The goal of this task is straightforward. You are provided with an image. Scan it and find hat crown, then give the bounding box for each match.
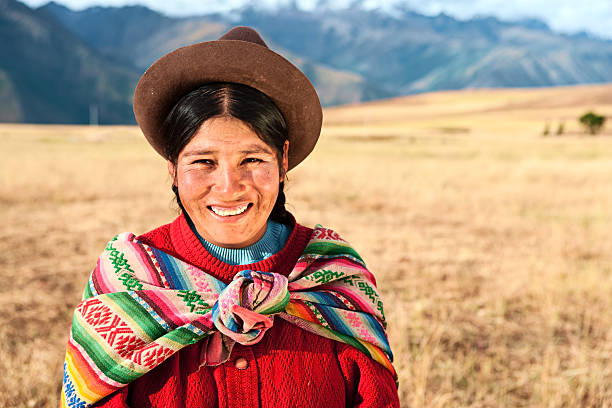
[219,26,268,48]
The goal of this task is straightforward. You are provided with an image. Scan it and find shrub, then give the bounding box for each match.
[556,122,564,135]
[579,112,606,135]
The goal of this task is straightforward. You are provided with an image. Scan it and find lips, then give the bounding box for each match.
[208,203,252,217]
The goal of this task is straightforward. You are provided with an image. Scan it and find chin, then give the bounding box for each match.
[199,222,265,249]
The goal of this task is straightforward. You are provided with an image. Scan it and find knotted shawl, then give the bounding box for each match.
[61,226,396,408]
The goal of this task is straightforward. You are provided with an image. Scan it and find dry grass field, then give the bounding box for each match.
[1,84,611,407]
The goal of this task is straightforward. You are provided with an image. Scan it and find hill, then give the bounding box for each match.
[324,83,612,138]
[0,0,137,124]
[2,0,612,124]
[39,2,612,100]
[39,2,389,106]
[235,6,612,94]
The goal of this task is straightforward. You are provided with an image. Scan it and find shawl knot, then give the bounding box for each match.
[212,270,289,345]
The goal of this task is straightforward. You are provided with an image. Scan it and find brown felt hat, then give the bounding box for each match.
[133,26,322,170]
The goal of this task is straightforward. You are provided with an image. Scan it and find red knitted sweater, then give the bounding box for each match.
[92,214,399,408]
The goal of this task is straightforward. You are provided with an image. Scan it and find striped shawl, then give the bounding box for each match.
[61,225,396,408]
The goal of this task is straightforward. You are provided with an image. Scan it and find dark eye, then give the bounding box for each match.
[242,157,263,164]
[192,158,214,165]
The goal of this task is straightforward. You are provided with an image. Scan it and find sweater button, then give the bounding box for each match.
[234,357,248,370]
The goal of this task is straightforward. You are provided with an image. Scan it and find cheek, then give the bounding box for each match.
[252,166,280,196]
[178,171,212,199]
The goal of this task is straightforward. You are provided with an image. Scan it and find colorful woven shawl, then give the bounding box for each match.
[61,226,396,408]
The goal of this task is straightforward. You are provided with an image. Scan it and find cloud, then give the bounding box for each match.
[403,0,612,39]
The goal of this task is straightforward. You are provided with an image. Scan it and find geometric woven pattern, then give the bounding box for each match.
[60,226,396,408]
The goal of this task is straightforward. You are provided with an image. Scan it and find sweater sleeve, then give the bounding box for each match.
[91,387,129,407]
[337,342,400,408]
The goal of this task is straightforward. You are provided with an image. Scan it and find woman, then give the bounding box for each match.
[61,26,399,408]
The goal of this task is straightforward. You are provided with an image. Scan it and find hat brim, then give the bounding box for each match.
[133,39,322,170]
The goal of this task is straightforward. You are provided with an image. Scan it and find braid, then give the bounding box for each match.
[269,181,292,225]
[172,184,185,214]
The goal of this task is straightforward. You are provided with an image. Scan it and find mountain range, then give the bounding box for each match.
[1,0,612,124]
[0,0,137,123]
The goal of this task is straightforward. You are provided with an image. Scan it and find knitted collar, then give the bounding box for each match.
[186,215,292,266]
[169,212,312,283]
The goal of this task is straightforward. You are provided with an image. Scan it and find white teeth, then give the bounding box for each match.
[210,204,249,217]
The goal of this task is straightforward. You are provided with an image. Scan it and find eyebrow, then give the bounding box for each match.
[182,144,275,157]
[240,145,275,155]
[182,150,214,157]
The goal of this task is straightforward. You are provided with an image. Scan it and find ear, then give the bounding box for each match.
[280,140,289,181]
[167,160,177,186]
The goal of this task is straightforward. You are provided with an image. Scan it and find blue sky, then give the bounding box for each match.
[21,0,612,40]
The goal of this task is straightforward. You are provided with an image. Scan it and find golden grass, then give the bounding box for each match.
[1,84,611,407]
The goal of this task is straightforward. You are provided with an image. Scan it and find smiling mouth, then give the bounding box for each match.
[208,203,252,217]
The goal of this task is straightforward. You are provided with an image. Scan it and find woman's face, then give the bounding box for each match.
[169,116,289,248]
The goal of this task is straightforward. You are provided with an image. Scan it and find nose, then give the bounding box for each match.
[212,165,244,196]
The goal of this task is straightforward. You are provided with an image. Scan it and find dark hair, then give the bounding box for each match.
[162,82,291,225]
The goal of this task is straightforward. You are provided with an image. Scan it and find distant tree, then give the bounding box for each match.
[542,122,550,136]
[556,122,564,135]
[579,111,606,135]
